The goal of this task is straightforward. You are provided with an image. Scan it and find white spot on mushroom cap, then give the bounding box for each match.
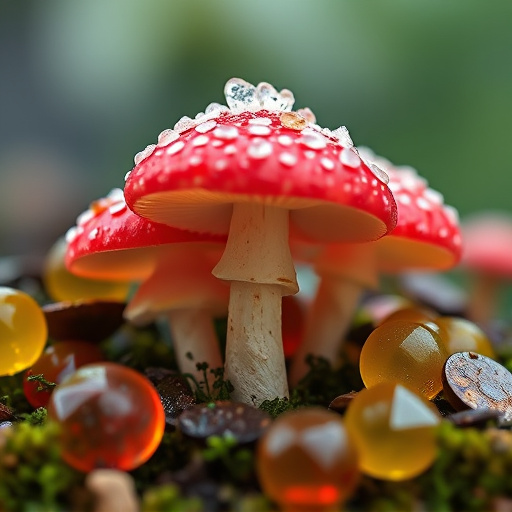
[299,132,327,150]
[195,120,217,134]
[109,202,126,216]
[213,125,239,140]
[277,135,293,147]
[134,144,156,165]
[320,157,335,171]
[224,145,237,155]
[124,170,131,182]
[88,227,99,240]
[332,126,353,148]
[296,107,316,124]
[77,209,94,226]
[340,148,360,168]
[279,152,297,167]
[193,135,209,147]
[247,138,273,159]
[424,188,444,205]
[248,125,272,136]
[189,155,203,167]
[205,102,230,115]
[445,205,460,225]
[174,116,196,133]
[248,117,272,126]
[65,226,79,244]
[157,129,179,147]
[416,196,432,210]
[166,141,185,155]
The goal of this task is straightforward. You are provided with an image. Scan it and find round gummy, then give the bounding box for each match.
[47,362,165,472]
[344,382,440,481]
[24,340,104,408]
[257,408,360,512]
[360,320,448,399]
[0,287,47,376]
[43,237,130,303]
[434,316,496,359]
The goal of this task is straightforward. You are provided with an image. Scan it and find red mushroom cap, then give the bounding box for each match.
[65,188,225,280]
[461,212,512,277]
[359,148,462,272]
[124,78,397,244]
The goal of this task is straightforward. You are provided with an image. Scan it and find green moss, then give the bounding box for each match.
[141,483,203,512]
[0,422,83,512]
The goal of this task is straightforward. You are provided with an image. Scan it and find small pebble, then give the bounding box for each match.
[443,352,512,420]
[86,469,139,512]
[178,401,271,443]
[156,375,196,427]
[328,391,359,414]
[43,300,126,342]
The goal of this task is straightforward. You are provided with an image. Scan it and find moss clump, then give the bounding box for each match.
[141,483,204,512]
[0,422,83,512]
[347,421,512,511]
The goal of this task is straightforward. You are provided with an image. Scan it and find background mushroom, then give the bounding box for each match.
[65,188,228,386]
[290,149,462,385]
[124,78,397,405]
[460,212,512,327]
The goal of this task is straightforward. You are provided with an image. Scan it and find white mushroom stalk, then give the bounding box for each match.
[124,245,228,389]
[290,244,378,386]
[212,203,297,405]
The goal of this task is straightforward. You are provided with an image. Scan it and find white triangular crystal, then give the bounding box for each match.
[297,107,316,123]
[389,385,440,431]
[279,89,295,111]
[157,129,179,147]
[174,116,196,133]
[369,163,389,184]
[266,424,297,456]
[256,82,291,111]
[332,126,353,148]
[224,78,259,112]
[205,102,229,115]
[300,421,347,470]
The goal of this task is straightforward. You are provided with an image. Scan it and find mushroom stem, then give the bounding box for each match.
[289,277,364,387]
[467,274,500,327]
[225,282,287,405]
[213,203,298,405]
[165,308,223,390]
[289,242,378,386]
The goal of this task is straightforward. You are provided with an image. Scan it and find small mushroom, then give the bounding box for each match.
[65,188,229,385]
[290,149,462,385]
[460,212,512,327]
[124,78,397,405]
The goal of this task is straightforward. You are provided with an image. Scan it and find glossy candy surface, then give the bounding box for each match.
[380,306,437,326]
[360,320,448,399]
[434,316,496,358]
[257,408,360,512]
[0,287,47,376]
[44,238,130,303]
[47,362,165,472]
[23,341,104,408]
[345,382,440,480]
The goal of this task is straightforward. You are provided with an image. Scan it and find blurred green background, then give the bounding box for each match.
[1,0,512,257]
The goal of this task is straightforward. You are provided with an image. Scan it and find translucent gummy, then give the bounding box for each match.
[174,116,196,133]
[224,78,259,112]
[157,129,179,147]
[332,126,354,148]
[256,82,292,111]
